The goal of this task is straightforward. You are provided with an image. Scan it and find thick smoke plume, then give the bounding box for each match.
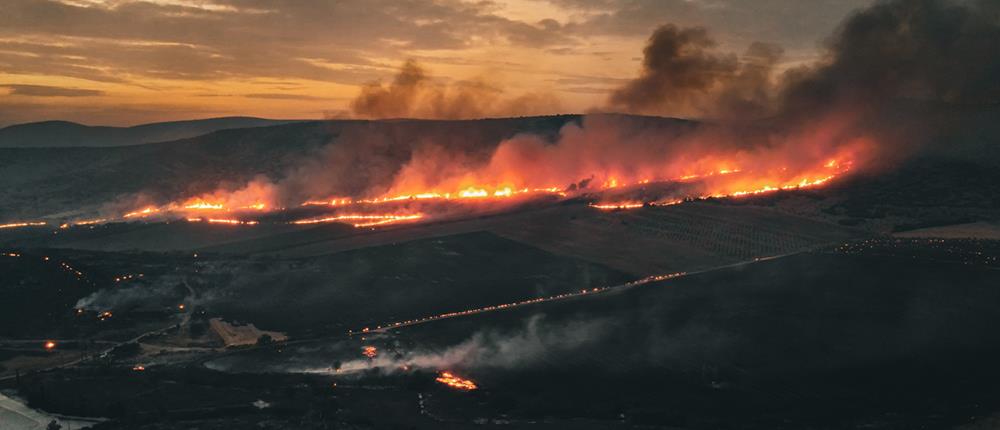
[610,0,999,126]
[351,60,562,119]
[608,25,784,120]
[781,0,1000,115]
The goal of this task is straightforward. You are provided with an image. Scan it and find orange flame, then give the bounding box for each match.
[362,346,377,359]
[186,217,259,225]
[123,207,160,218]
[436,371,477,390]
[291,213,424,228]
[0,221,47,229]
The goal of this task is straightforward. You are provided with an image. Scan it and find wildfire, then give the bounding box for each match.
[589,202,644,210]
[60,218,108,229]
[186,217,259,225]
[123,207,160,218]
[589,199,685,210]
[345,186,565,206]
[362,346,377,359]
[98,311,113,320]
[587,159,853,210]
[98,138,859,228]
[184,201,225,210]
[292,213,424,228]
[44,341,56,350]
[436,371,477,391]
[0,221,47,229]
[302,197,352,207]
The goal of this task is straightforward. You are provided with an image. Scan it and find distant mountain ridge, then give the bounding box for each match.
[0,117,307,148]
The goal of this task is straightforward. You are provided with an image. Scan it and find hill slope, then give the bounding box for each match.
[0,117,305,148]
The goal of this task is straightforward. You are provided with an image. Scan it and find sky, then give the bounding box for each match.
[0,0,874,127]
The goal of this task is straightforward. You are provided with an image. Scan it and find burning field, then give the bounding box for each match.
[1,113,866,237]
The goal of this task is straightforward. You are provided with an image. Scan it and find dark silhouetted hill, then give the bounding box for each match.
[0,117,306,148]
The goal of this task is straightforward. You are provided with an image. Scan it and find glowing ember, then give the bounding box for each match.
[362,346,377,359]
[589,202,644,210]
[436,371,477,390]
[178,304,185,310]
[132,365,146,371]
[98,311,113,320]
[589,199,683,211]
[44,341,56,350]
[0,221,47,229]
[113,274,143,282]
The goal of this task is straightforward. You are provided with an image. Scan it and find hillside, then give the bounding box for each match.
[0,117,305,148]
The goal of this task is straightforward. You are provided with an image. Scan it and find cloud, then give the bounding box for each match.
[2,84,104,97]
[0,0,571,86]
[243,93,331,101]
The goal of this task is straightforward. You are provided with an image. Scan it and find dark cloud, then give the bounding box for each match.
[549,0,873,51]
[607,24,779,119]
[780,0,1000,117]
[609,0,1000,123]
[2,84,104,97]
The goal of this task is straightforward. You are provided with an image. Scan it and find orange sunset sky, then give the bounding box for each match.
[0,0,872,126]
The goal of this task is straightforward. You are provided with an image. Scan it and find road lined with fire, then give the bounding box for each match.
[348,245,830,336]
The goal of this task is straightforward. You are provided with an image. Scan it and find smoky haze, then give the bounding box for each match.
[351,60,562,120]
